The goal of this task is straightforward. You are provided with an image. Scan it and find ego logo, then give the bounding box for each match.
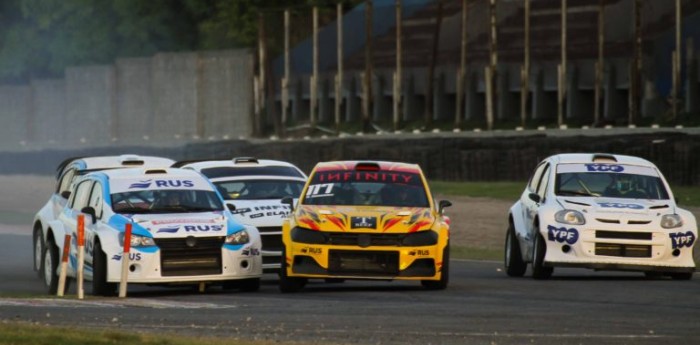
[184,225,224,232]
[669,232,696,249]
[547,225,579,244]
[585,164,624,173]
[155,180,194,188]
[111,253,142,261]
[598,203,644,210]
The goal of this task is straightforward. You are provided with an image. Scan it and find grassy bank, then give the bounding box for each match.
[0,322,278,345]
[431,181,700,207]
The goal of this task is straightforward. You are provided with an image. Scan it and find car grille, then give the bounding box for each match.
[258,227,283,252]
[595,230,652,240]
[328,250,399,276]
[155,237,224,276]
[327,233,404,247]
[594,243,652,258]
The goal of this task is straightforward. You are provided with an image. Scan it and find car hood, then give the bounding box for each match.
[124,212,233,238]
[557,197,675,217]
[226,199,293,227]
[294,205,435,233]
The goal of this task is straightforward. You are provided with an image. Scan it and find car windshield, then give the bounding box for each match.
[302,170,429,207]
[555,172,669,200]
[214,180,304,200]
[111,189,224,214]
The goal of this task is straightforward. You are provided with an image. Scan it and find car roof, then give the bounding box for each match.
[181,157,301,170]
[97,167,203,180]
[548,153,655,167]
[60,154,174,173]
[312,160,423,174]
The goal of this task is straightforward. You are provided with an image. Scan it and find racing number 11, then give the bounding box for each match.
[307,183,334,197]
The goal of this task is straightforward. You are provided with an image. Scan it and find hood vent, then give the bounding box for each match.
[649,205,669,210]
[565,199,591,207]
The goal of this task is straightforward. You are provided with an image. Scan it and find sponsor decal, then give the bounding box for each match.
[157,226,180,233]
[409,249,430,256]
[184,225,224,232]
[152,219,217,225]
[305,183,335,198]
[669,231,696,249]
[111,253,142,261]
[597,202,645,210]
[300,247,322,255]
[241,248,261,256]
[316,171,416,184]
[232,205,291,219]
[129,180,152,189]
[547,225,579,245]
[351,216,377,229]
[154,180,194,188]
[585,164,624,173]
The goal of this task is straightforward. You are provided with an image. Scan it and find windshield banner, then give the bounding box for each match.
[312,171,423,186]
[556,164,659,177]
[111,178,213,193]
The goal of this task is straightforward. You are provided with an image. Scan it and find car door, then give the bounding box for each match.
[52,168,77,218]
[520,162,550,260]
[62,179,94,272]
[83,181,104,275]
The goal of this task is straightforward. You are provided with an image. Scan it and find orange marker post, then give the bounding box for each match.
[77,214,85,299]
[57,234,71,297]
[119,223,132,298]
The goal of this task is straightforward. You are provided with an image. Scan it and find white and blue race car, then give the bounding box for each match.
[40,167,262,295]
[33,155,175,277]
[505,153,696,280]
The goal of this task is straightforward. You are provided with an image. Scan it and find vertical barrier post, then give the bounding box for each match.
[393,0,403,132]
[282,9,290,137]
[594,0,605,125]
[520,0,530,128]
[57,234,71,297]
[311,6,319,129]
[119,223,132,298]
[77,214,85,299]
[335,3,344,135]
[455,0,468,129]
[558,0,567,127]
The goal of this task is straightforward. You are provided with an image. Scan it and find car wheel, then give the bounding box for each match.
[92,241,116,296]
[422,243,449,290]
[504,223,527,277]
[33,226,45,277]
[670,272,693,281]
[532,234,553,280]
[324,278,345,283]
[278,249,306,293]
[43,237,59,295]
[644,271,663,279]
[239,278,261,292]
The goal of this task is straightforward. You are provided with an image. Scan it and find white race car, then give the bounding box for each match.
[179,157,307,272]
[33,155,175,277]
[505,153,696,280]
[40,167,262,295]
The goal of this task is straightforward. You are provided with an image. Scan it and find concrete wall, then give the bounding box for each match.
[0,49,254,150]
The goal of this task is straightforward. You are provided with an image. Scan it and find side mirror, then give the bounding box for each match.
[226,203,236,212]
[61,190,72,199]
[528,193,541,203]
[281,196,294,210]
[81,206,97,224]
[438,200,452,214]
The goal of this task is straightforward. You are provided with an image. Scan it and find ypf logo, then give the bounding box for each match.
[669,232,696,249]
[598,202,645,210]
[547,225,579,245]
[585,164,624,173]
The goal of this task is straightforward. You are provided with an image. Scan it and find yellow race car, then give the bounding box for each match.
[279,161,452,292]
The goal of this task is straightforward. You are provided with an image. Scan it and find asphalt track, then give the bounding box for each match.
[1,231,698,345]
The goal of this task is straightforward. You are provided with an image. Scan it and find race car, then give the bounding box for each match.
[505,153,696,280]
[33,155,175,277]
[279,160,452,292]
[40,167,262,295]
[178,157,307,272]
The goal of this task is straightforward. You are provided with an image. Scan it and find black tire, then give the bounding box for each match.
[532,234,553,280]
[92,241,116,296]
[42,237,59,295]
[239,278,261,292]
[422,243,449,290]
[670,272,693,281]
[278,249,306,293]
[644,271,663,279]
[324,278,345,283]
[33,226,45,277]
[504,223,527,277]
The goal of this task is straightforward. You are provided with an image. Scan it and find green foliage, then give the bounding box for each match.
[430,181,524,200]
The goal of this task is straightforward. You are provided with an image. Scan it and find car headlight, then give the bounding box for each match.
[554,210,586,225]
[661,214,683,229]
[226,230,250,244]
[120,233,155,247]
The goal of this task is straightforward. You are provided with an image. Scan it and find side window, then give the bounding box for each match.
[536,164,551,198]
[70,181,94,211]
[528,163,547,192]
[57,169,77,195]
[87,182,104,219]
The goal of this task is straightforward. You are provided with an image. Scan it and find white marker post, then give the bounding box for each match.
[57,234,71,297]
[77,214,85,299]
[119,223,132,298]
